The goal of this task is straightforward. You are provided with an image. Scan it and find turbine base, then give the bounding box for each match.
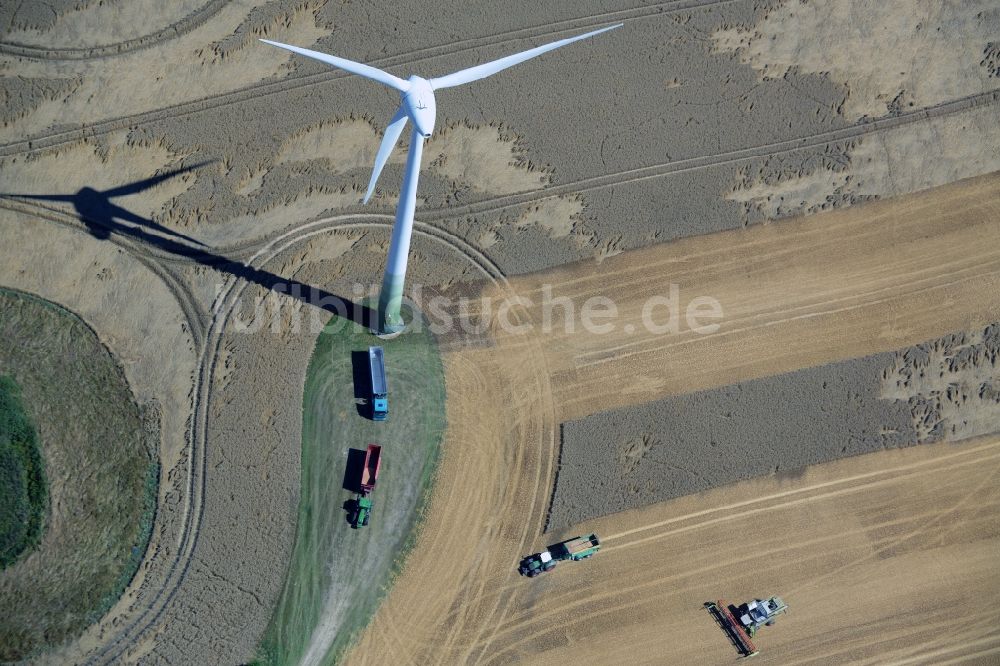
[376,271,406,335]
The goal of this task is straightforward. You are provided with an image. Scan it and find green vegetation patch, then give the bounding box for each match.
[0,375,47,567]
[0,289,158,662]
[257,309,446,665]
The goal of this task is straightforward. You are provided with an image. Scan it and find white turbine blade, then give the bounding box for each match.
[364,107,408,204]
[428,23,622,90]
[259,39,409,92]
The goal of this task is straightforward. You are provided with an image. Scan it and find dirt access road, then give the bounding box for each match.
[346,173,1000,664]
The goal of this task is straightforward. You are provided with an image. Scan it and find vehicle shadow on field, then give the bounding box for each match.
[342,447,368,493]
[1,163,375,328]
[351,351,372,419]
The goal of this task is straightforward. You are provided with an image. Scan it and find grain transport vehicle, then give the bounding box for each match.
[518,533,600,577]
[350,496,373,529]
[359,444,382,495]
[350,444,381,529]
[369,346,388,420]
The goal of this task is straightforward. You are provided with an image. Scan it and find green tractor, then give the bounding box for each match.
[350,496,373,529]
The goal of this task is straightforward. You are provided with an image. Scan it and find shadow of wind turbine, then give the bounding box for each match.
[1,162,210,246]
[1,162,375,329]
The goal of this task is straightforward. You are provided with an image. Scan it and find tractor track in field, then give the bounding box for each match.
[5,87,995,274]
[3,84,994,666]
[475,439,1000,662]
[0,0,732,157]
[0,1,229,61]
[0,198,207,348]
[42,204,528,663]
[413,88,1000,222]
[0,196,215,664]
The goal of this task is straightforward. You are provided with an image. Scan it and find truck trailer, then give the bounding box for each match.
[359,444,381,494]
[368,346,388,421]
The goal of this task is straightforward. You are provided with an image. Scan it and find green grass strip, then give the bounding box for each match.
[257,311,446,665]
[0,374,47,568]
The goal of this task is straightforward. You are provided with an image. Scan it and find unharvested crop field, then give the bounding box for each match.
[0,0,998,663]
[552,322,1000,528]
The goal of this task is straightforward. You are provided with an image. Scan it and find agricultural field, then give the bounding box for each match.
[0,374,46,569]
[0,289,156,662]
[258,311,444,665]
[0,0,998,664]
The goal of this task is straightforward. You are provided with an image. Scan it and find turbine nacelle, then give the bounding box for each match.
[403,76,436,138]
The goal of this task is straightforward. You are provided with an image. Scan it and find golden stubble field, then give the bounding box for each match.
[3,0,1000,662]
[347,173,1000,665]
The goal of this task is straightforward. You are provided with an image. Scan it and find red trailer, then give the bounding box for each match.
[359,444,382,495]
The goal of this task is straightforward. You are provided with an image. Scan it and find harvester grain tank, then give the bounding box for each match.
[518,534,600,577]
[369,346,388,421]
[350,444,381,529]
[737,596,787,637]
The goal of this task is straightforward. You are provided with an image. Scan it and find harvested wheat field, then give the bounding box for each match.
[1,0,998,664]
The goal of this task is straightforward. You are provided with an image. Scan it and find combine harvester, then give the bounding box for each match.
[705,596,788,658]
[350,444,382,529]
[518,534,600,577]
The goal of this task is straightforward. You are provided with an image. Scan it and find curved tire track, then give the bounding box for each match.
[82,212,527,664]
[2,83,994,663]
[483,440,1000,661]
[0,0,730,156]
[0,1,228,61]
[0,198,207,349]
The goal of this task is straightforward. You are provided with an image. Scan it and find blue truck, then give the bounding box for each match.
[369,346,388,421]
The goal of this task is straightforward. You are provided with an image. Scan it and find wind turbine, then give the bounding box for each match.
[261,24,621,334]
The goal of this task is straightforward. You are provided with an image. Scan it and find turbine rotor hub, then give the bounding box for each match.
[403,76,436,138]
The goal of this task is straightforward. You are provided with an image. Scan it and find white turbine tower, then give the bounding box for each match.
[261,24,621,334]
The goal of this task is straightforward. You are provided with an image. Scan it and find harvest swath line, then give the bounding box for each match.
[601,438,1000,545]
[482,441,1000,660]
[784,458,1000,598]
[569,246,1000,369]
[454,320,559,665]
